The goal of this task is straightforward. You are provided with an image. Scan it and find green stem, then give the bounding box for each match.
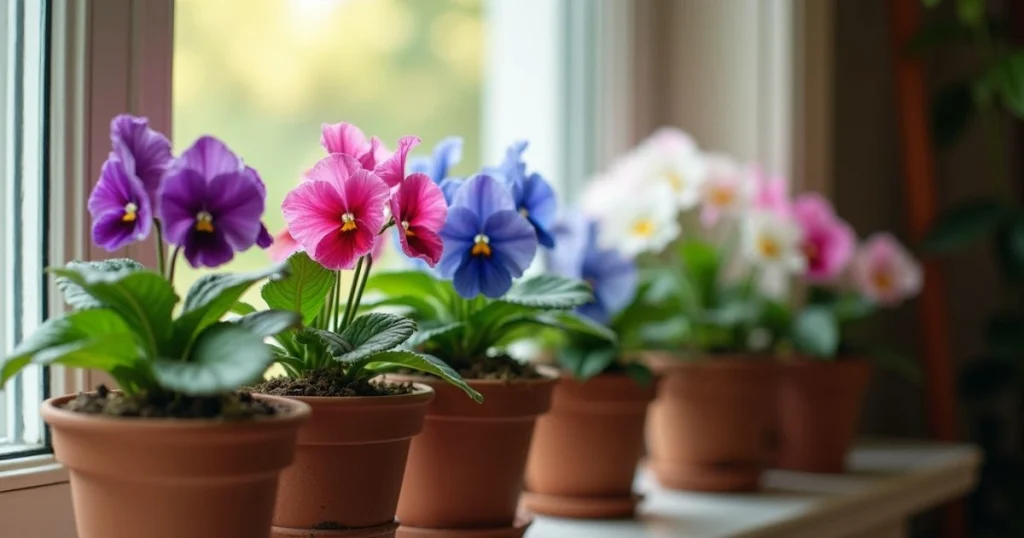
[332,270,343,332]
[153,220,167,277]
[350,255,373,322]
[340,257,365,330]
[166,246,182,288]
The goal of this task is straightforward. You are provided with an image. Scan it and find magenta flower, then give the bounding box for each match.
[109,114,172,208]
[792,194,855,282]
[88,156,153,251]
[282,153,390,270]
[373,135,420,188]
[752,167,791,215]
[159,137,267,268]
[320,122,389,170]
[391,172,447,267]
[851,233,923,306]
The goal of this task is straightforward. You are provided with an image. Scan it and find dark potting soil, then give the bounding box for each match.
[251,369,415,397]
[62,385,277,419]
[455,355,543,381]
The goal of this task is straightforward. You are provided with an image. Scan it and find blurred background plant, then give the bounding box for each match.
[917,0,1024,535]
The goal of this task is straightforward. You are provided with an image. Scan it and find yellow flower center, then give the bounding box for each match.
[519,207,529,218]
[632,218,656,238]
[471,233,492,257]
[708,186,735,207]
[666,171,685,192]
[122,202,138,223]
[402,220,415,237]
[871,269,894,293]
[757,235,781,259]
[340,212,357,232]
[195,211,214,233]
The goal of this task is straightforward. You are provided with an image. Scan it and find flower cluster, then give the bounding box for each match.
[88,115,272,269]
[581,128,923,307]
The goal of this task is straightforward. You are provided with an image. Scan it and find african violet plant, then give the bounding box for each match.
[579,128,923,373]
[363,141,610,377]
[0,115,300,412]
[255,123,480,400]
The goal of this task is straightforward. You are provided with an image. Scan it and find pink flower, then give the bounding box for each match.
[391,173,447,266]
[699,154,750,227]
[851,233,923,306]
[320,122,390,170]
[752,167,790,215]
[374,135,420,188]
[792,194,855,282]
[282,153,390,270]
[267,228,300,262]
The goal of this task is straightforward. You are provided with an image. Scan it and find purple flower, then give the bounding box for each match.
[159,136,267,268]
[546,212,637,324]
[438,175,538,298]
[109,114,173,208]
[88,155,153,251]
[409,137,463,185]
[484,141,557,248]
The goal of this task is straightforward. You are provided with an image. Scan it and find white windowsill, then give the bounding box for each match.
[529,440,981,538]
[0,454,67,493]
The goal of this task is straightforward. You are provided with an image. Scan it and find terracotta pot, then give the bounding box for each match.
[41,393,310,538]
[776,358,871,473]
[646,354,777,492]
[390,371,557,537]
[523,373,658,519]
[270,385,435,538]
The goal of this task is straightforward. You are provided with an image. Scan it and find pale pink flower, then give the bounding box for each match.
[320,122,390,170]
[792,194,855,282]
[700,154,751,227]
[267,228,300,262]
[752,167,791,215]
[851,233,923,305]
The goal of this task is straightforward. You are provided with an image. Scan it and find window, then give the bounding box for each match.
[0,0,49,459]
[172,0,484,299]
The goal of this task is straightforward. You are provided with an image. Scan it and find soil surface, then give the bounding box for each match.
[251,369,415,397]
[455,355,543,381]
[62,385,276,419]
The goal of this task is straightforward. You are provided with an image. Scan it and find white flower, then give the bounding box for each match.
[699,154,752,227]
[610,127,708,211]
[593,179,681,258]
[741,211,805,273]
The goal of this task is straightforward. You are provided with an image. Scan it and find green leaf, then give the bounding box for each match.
[1,309,138,385]
[500,274,593,309]
[623,362,654,387]
[791,307,839,357]
[234,310,302,338]
[361,350,483,403]
[930,81,975,148]
[50,264,177,357]
[359,295,444,321]
[405,322,465,349]
[153,323,274,395]
[923,0,942,7]
[921,198,1010,252]
[332,313,417,363]
[678,239,720,307]
[502,312,617,344]
[982,53,1024,118]
[867,346,923,382]
[173,263,290,353]
[54,258,144,310]
[230,301,257,316]
[365,270,450,305]
[832,294,876,323]
[558,345,617,380]
[261,252,335,326]
[955,0,985,29]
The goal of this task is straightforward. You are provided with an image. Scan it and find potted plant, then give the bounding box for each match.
[364,141,597,537]
[521,211,658,519]
[0,115,311,538]
[245,123,481,538]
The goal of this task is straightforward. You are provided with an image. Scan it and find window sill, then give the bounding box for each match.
[0,454,67,493]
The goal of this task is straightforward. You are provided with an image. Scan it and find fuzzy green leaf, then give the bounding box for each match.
[173,263,290,353]
[261,252,335,326]
[1,308,138,385]
[50,264,177,357]
[230,301,258,316]
[922,198,1010,253]
[500,275,593,309]
[791,307,839,357]
[678,239,720,308]
[234,310,302,338]
[333,313,417,363]
[364,270,451,306]
[153,323,274,395]
[54,258,144,310]
[558,346,617,380]
[364,350,483,402]
[405,322,466,349]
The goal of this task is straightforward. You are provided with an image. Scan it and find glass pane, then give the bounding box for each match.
[0,0,49,458]
[172,0,484,301]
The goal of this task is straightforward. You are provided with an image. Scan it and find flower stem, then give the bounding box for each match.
[153,220,167,277]
[331,270,342,332]
[351,255,373,320]
[340,257,365,331]
[167,246,182,288]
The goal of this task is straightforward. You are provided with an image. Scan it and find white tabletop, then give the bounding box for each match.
[527,440,981,538]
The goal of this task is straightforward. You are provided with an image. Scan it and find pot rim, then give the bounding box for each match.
[264,382,435,406]
[40,392,311,431]
[388,364,560,387]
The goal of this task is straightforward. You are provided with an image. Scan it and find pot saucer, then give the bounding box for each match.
[273,520,400,538]
[395,514,533,537]
[520,491,642,519]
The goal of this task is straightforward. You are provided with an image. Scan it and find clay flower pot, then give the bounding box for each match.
[390,372,558,538]
[646,354,777,492]
[41,392,310,538]
[776,358,871,473]
[270,385,435,538]
[523,373,658,519]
